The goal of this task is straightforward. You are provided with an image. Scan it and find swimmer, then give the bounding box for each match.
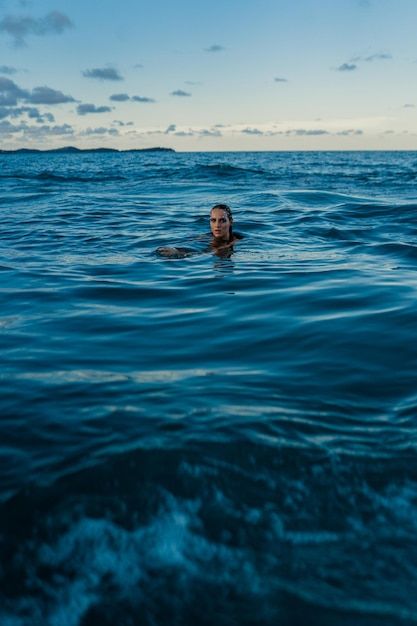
[157,204,242,257]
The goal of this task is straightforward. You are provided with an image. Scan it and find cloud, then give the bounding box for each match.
[144,124,224,138]
[82,68,123,81]
[110,93,130,102]
[242,127,263,135]
[0,11,73,46]
[364,52,392,62]
[337,51,392,72]
[0,107,12,119]
[109,93,155,103]
[0,105,55,122]
[113,120,134,127]
[80,126,119,136]
[159,126,222,138]
[336,129,363,136]
[204,44,224,52]
[39,112,55,123]
[24,123,74,136]
[28,86,75,104]
[0,76,29,104]
[170,90,191,97]
[0,65,17,75]
[293,129,329,136]
[131,95,155,103]
[76,103,112,115]
[0,105,23,119]
[404,104,415,108]
[197,129,222,137]
[336,63,357,72]
[0,78,75,107]
[351,52,392,63]
[0,120,74,137]
[0,119,27,134]
[274,77,288,83]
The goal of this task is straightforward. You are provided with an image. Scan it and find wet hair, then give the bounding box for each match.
[211,204,234,241]
[211,204,233,220]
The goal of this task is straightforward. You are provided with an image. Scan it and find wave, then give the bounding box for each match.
[0,171,128,183]
[179,163,267,180]
[1,443,417,625]
[370,241,417,261]
[2,150,417,626]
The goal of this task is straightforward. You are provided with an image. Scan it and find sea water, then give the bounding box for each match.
[1,150,417,625]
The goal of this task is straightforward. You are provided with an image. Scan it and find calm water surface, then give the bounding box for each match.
[1,150,417,625]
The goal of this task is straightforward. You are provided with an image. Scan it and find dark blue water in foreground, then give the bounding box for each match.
[1,150,417,625]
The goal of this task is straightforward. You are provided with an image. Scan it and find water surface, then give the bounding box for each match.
[1,150,417,625]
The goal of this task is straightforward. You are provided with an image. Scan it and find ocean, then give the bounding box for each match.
[1,149,417,625]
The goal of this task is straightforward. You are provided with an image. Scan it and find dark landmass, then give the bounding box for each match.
[0,146,175,155]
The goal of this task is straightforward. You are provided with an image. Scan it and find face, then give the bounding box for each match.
[210,207,232,240]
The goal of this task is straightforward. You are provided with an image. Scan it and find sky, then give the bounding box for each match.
[1,0,417,151]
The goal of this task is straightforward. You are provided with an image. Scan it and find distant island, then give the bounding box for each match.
[0,146,175,155]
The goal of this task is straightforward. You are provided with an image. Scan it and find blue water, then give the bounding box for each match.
[1,150,417,625]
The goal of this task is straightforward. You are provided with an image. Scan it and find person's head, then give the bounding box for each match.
[210,204,233,241]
